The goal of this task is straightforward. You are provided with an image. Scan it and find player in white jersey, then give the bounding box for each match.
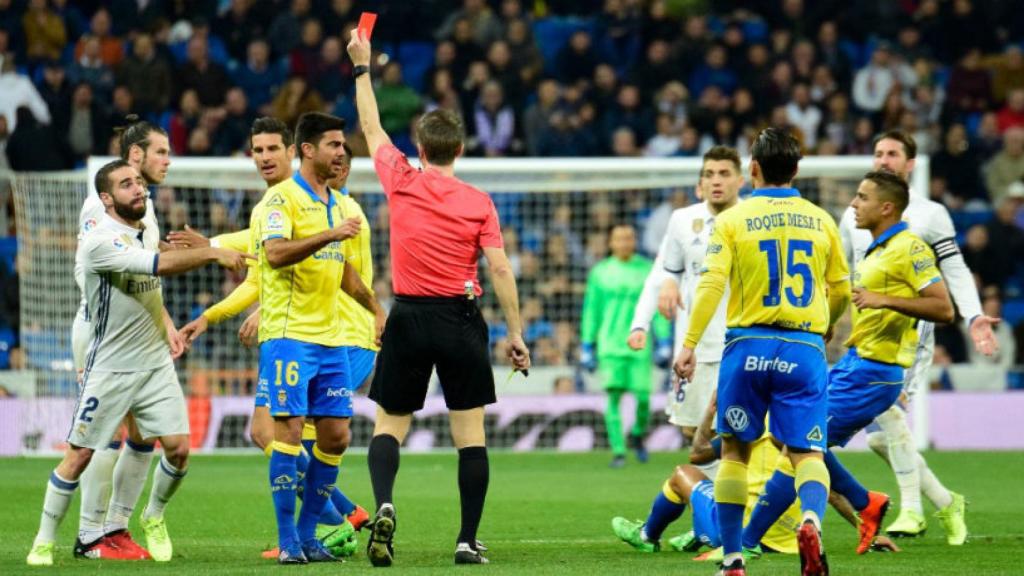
[628,146,743,457]
[838,129,997,544]
[26,161,249,567]
[72,119,189,561]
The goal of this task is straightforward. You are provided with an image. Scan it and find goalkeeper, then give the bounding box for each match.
[580,224,669,468]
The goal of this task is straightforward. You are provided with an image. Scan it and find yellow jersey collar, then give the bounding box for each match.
[751,187,800,199]
[865,221,908,257]
[292,172,336,210]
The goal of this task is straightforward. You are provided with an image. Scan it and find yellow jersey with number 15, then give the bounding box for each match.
[256,173,347,347]
[684,188,848,347]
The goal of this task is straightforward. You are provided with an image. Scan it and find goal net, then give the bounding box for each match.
[4,155,930,454]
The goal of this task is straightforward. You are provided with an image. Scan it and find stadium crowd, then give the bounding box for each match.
[0,0,1023,387]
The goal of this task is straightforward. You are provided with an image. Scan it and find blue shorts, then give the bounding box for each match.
[345,347,377,388]
[254,376,270,408]
[827,349,904,447]
[258,339,353,418]
[717,326,828,452]
[690,480,722,549]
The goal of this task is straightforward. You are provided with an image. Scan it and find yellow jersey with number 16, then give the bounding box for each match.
[685,188,848,348]
[256,173,347,347]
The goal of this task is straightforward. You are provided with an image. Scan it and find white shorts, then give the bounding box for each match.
[666,361,719,427]
[903,322,934,400]
[68,363,189,450]
[71,311,90,372]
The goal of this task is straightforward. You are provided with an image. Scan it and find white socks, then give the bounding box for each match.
[873,406,953,512]
[918,453,953,510]
[36,471,79,546]
[144,456,187,520]
[104,440,154,533]
[77,442,120,544]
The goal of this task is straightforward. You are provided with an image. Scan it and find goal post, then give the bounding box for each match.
[5,155,931,454]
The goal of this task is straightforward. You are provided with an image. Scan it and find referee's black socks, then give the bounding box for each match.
[368,434,401,510]
[457,446,489,547]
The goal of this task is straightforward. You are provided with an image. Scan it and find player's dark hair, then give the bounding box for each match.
[94,159,133,196]
[751,127,801,186]
[342,142,353,166]
[702,145,741,173]
[250,116,293,147]
[872,129,917,160]
[294,112,346,151]
[115,114,167,160]
[415,109,464,166]
[863,170,910,213]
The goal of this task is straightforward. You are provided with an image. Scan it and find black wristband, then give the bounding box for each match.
[353,65,369,78]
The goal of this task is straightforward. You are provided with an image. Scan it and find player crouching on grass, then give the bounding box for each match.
[612,392,901,561]
[27,160,250,566]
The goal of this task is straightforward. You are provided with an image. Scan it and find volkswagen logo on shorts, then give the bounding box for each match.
[725,405,749,432]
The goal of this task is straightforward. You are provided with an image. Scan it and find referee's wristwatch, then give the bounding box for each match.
[353,65,369,78]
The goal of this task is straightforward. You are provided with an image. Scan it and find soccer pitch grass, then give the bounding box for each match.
[3,450,1023,575]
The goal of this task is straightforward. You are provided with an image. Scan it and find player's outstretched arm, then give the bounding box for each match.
[156,246,252,275]
[483,246,530,372]
[347,29,393,158]
[263,217,359,268]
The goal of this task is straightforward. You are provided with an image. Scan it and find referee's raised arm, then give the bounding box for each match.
[347,27,529,567]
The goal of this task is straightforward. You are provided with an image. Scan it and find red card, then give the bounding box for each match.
[358,12,377,40]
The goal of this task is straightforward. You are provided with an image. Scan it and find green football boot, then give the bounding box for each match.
[611,517,659,552]
[935,492,968,545]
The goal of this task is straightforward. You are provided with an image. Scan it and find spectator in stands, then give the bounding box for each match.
[969,289,1017,370]
[177,34,230,107]
[974,111,1003,162]
[822,91,854,151]
[169,89,202,154]
[989,45,1024,104]
[22,0,65,63]
[699,114,743,155]
[450,18,485,84]
[557,30,598,85]
[38,60,69,133]
[602,84,652,147]
[523,78,560,156]
[486,40,523,110]
[643,113,679,157]
[214,0,266,62]
[947,47,994,115]
[67,34,114,102]
[437,0,503,47]
[109,0,165,36]
[673,125,701,157]
[312,36,351,104]
[853,44,899,113]
[0,254,18,342]
[213,88,252,156]
[610,126,640,157]
[116,33,172,116]
[673,15,711,79]
[267,0,310,58]
[5,106,71,170]
[470,81,517,157]
[377,62,422,137]
[933,123,986,203]
[790,39,816,84]
[67,83,109,161]
[785,82,822,149]
[809,64,838,104]
[987,193,1024,270]
[505,18,543,88]
[109,84,133,122]
[271,76,322,129]
[985,127,1024,204]
[596,0,642,74]
[73,8,122,67]
[590,64,621,118]
[963,224,1006,289]
[689,43,737,98]
[847,116,876,154]
[289,18,323,79]
[186,126,212,156]
[997,88,1024,133]
[231,39,285,115]
[633,39,677,100]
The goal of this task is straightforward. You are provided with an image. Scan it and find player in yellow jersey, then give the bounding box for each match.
[674,128,849,576]
[741,171,953,561]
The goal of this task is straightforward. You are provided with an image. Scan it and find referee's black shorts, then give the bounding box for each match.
[370,295,495,413]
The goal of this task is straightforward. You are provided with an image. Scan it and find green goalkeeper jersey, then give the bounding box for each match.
[581,255,670,359]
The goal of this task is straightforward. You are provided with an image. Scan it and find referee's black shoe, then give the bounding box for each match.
[454,542,489,564]
[367,504,396,567]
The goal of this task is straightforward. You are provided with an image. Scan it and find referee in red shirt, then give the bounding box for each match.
[347,31,530,567]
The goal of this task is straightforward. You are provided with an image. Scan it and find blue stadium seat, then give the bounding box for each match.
[1002,297,1024,328]
[395,41,435,93]
[0,237,15,272]
[950,209,993,233]
[532,18,595,76]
